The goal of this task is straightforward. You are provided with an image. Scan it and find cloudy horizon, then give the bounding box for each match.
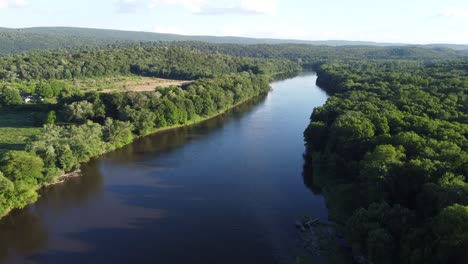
[1,0,468,44]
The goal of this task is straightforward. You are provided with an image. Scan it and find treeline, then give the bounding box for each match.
[2,41,466,84]
[0,28,116,55]
[2,27,468,55]
[147,42,468,68]
[304,60,468,263]
[0,45,300,83]
[0,45,300,106]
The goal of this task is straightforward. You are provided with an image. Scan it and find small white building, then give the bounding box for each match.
[20,93,43,103]
[20,93,33,103]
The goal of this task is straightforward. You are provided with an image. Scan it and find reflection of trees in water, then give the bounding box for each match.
[271,71,301,82]
[35,162,104,212]
[104,94,268,164]
[302,151,323,195]
[0,209,48,261]
[0,157,104,263]
[302,148,363,224]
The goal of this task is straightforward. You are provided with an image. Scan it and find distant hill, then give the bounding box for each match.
[0,27,467,55]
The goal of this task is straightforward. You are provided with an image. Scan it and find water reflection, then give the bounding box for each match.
[302,152,324,195]
[0,210,48,261]
[35,164,104,212]
[104,94,268,164]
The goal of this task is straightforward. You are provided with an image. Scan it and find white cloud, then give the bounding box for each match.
[0,0,8,9]
[116,0,140,13]
[148,0,278,15]
[440,8,468,20]
[12,0,28,8]
[0,0,29,9]
[199,0,278,15]
[149,0,208,13]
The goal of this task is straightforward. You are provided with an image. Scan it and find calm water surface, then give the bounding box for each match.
[0,72,329,264]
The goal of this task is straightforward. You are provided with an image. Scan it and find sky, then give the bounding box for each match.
[1,0,468,44]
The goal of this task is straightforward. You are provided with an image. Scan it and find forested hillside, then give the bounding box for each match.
[304,60,468,263]
[1,27,468,55]
[0,45,297,82]
[0,27,398,55]
[2,40,466,78]
[166,42,468,67]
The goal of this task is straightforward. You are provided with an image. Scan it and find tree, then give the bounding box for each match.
[55,144,77,172]
[122,106,156,136]
[330,112,375,159]
[346,202,414,264]
[304,121,329,151]
[433,204,468,263]
[103,118,134,149]
[46,111,57,125]
[50,80,65,96]
[332,113,375,143]
[360,145,406,202]
[366,228,394,264]
[0,151,44,185]
[163,98,181,125]
[0,86,23,106]
[66,121,106,162]
[35,81,54,98]
[0,172,13,192]
[64,100,95,123]
[0,171,14,216]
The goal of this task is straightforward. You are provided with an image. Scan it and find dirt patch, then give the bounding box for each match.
[99,78,193,93]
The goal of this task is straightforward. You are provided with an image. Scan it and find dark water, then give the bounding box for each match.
[0,72,329,264]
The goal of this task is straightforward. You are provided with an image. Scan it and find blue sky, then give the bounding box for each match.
[1,0,468,44]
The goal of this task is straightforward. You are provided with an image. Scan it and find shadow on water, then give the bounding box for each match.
[302,152,323,196]
[0,94,269,264]
[103,94,268,164]
[0,211,49,261]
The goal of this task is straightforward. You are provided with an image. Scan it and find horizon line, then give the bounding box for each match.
[2,25,468,46]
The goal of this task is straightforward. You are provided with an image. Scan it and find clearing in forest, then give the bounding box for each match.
[71,76,193,93]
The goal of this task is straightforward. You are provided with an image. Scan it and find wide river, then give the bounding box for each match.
[0,72,330,264]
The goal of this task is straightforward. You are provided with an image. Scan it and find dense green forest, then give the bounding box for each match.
[0,45,300,218]
[165,42,468,66]
[0,27,318,54]
[0,45,298,82]
[1,41,466,84]
[304,60,468,263]
[2,27,468,55]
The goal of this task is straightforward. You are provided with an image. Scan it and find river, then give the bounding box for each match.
[0,72,330,264]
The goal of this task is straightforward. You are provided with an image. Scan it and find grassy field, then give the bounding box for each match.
[0,111,42,156]
[0,76,193,156]
[69,76,192,93]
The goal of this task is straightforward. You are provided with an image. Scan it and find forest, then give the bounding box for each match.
[2,27,468,55]
[304,59,468,263]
